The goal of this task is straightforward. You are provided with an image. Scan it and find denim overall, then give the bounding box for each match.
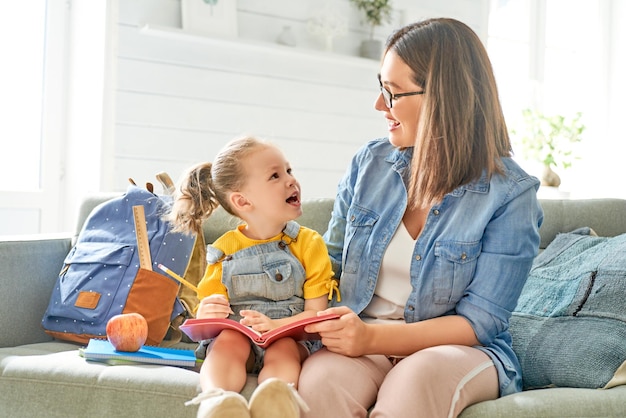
[197,221,314,372]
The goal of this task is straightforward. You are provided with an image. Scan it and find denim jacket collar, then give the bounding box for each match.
[385,146,490,198]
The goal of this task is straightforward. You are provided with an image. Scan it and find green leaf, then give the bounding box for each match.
[512,109,586,170]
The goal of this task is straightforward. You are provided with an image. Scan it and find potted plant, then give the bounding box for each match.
[513,108,585,187]
[350,0,393,59]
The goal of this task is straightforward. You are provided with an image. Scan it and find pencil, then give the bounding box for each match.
[157,263,199,293]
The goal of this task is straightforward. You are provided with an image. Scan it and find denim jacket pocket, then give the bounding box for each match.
[343,205,379,274]
[433,240,481,305]
[230,262,296,301]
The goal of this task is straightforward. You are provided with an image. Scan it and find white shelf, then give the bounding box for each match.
[140,24,379,70]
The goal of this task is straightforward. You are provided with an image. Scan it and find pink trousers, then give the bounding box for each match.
[298,345,498,418]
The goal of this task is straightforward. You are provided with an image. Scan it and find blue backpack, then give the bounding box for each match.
[42,182,197,346]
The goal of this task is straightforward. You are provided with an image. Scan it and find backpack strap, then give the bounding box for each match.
[156,172,176,195]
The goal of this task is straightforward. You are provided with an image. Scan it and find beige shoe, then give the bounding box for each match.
[185,389,250,418]
[248,378,309,418]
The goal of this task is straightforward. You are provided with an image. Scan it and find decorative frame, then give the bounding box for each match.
[181,0,238,38]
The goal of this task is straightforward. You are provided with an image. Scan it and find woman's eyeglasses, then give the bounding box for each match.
[378,74,424,109]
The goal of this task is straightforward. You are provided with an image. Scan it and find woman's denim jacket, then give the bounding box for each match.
[323,138,543,396]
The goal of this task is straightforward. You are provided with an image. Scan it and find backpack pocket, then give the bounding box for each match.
[124,267,180,345]
[46,241,135,323]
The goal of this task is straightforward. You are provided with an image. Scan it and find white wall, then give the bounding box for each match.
[60,0,489,231]
[62,0,108,232]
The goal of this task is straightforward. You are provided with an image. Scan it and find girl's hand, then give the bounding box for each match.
[239,310,275,334]
[196,294,234,319]
[304,306,370,357]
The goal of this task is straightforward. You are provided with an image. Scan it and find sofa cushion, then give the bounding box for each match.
[0,236,71,348]
[537,199,626,249]
[0,342,200,417]
[0,341,260,418]
[459,385,626,418]
[510,230,626,389]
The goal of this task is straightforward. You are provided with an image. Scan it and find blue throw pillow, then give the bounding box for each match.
[510,229,626,389]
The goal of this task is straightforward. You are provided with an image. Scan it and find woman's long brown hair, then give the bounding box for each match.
[385,18,512,209]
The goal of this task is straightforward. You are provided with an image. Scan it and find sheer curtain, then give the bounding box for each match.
[487,0,620,198]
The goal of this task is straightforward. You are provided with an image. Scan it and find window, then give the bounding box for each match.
[0,1,67,235]
[487,0,609,197]
[0,3,46,191]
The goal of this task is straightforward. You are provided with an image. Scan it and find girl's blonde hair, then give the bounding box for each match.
[167,136,270,236]
[385,18,512,209]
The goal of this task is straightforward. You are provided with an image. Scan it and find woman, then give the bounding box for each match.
[299,18,543,418]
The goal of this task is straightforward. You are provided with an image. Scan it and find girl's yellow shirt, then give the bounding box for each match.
[197,224,334,302]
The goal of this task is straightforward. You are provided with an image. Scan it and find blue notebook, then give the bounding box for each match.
[80,338,197,368]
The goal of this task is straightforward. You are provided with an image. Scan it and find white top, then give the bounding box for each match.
[362,221,415,324]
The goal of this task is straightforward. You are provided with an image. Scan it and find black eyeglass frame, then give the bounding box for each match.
[377,74,424,109]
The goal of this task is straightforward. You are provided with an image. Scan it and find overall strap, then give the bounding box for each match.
[206,245,225,264]
[208,221,301,264]
[282,220,301,241]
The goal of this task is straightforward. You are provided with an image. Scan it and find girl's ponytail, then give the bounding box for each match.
[168,162,219,236]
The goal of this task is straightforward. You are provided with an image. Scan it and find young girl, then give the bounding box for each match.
[168,136,337,418]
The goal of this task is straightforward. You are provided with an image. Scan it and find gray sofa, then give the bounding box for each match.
[2,195,626,418]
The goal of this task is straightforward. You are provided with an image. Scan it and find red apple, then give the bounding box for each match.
[106,313,148,352]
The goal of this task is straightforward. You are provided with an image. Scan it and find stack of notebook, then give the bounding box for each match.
[80,338,197,368]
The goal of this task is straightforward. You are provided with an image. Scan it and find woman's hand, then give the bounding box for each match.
[304,306,371,357]
[239,310,275,334]
[196,294,234,319]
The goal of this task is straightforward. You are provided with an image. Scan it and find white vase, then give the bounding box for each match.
[541,165,561,187]
[276,26,297,47]
[360,39,382,60]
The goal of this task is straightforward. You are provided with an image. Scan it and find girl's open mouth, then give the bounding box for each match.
[286,193,300,205]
